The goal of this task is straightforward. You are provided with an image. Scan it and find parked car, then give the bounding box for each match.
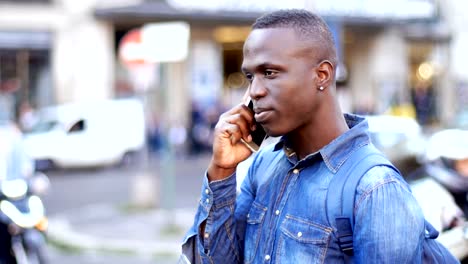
[22,98,146,170]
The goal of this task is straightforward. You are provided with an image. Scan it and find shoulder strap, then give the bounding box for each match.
[326,144,399,258]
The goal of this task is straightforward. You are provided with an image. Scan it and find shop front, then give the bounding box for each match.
[0,31,52,128]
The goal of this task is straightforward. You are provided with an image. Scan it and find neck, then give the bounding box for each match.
[288,101,348,160]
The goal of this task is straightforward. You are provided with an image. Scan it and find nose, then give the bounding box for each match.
[249,76,267,100]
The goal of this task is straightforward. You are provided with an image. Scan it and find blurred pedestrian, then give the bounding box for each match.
[168,121,187,157]
[146,111,164,154]
[411,82,435,125]
[188,102,205,155]
[18,101,38,132]
[423,129,468,217]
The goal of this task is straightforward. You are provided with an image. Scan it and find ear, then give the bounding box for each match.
[315,60,334,88]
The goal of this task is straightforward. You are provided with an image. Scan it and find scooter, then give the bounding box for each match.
[0,122,50,264]
[406,129,468,260]
[419,129,468,221]
[0,170,50,264]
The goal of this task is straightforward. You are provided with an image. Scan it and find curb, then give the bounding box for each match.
[47,205,195,258]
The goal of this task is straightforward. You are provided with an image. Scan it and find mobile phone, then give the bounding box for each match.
[241,100,268,152]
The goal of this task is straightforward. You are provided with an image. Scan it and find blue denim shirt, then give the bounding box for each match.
[182,114,425,263]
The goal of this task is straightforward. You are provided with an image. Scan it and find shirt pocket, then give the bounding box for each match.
[244,201,267,264]
[278,214,331,264]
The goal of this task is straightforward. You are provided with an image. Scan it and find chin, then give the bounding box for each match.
[263,125,287,138]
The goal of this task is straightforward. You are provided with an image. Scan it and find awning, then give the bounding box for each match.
[94,1,262,26]
[94,0,438,27]
[0,31,51,50]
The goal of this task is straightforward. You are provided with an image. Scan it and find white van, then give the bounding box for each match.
[22,98,146,169]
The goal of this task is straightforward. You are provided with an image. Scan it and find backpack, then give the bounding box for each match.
[326,144,460,263]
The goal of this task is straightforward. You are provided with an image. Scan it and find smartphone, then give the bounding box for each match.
[241,100,268,152]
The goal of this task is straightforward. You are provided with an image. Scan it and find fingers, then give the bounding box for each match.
[217,103,255,144]
[220,123,249,145]
[224,115,252,144]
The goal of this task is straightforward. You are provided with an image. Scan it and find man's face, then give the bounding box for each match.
[455,158,468,177]
[242,28,320,137]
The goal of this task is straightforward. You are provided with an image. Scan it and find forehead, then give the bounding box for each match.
[242,28,312,68]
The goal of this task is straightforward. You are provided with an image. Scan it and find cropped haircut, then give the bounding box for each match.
[252,9,337,64]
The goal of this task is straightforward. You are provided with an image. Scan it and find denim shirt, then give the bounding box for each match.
[182,114,425,263]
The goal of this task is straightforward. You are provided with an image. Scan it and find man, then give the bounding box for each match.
[182,9,425,263]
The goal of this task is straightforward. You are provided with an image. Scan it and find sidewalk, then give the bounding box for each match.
[47,203,196,260]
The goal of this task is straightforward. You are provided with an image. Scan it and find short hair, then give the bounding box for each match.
[252,9,337,64]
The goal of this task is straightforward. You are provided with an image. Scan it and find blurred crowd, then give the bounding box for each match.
[146,100,226,157]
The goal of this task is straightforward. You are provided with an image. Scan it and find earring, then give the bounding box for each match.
[319,86,324,91]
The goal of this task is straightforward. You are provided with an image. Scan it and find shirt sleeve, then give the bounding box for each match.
[353,167,425,263]
[181,172,240,263]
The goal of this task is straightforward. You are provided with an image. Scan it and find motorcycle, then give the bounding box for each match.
[0,122,50,264]
[418,129,468,220]
[406,128,468,260]
[0,174,50,264]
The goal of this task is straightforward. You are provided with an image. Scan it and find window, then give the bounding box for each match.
[0,48,52,123]
[68,120,85,133]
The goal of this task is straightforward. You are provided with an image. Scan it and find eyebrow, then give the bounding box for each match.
[241,62,280,73]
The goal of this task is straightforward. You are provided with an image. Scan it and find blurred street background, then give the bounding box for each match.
[0,0,468,263]
[44,153,210,263]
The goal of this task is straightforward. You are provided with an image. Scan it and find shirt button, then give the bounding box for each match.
[205,189,209,194]
[293,168,299,174]
[247,214,250,218]
[265,255,271,261]
[297,232,303,237]
[275,210,280,215]
[206,198,210,203]
[204,232,210,239]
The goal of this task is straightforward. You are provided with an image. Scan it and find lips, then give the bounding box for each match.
[253,108,273,123]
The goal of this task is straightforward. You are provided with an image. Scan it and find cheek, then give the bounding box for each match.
[269,103,305,134]
[272,85,312,117]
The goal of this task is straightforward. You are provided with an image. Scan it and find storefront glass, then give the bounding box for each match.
[0,49,52,129]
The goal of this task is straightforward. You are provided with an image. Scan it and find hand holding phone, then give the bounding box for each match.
[241,100,268,152]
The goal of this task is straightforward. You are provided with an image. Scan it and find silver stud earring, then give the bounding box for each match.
[319,86,324,91]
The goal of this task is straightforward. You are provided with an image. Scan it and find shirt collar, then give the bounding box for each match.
[273,114,371,173]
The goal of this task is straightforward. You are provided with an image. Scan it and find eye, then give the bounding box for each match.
[244,73,254,82]
[264,70,277,78]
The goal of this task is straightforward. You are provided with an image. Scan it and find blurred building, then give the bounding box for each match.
[0,0,114,122]
[1,0,467,129]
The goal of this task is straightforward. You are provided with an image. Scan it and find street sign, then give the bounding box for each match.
[119,22,190,68]
[118,28,147,68]
[141,21,190,63]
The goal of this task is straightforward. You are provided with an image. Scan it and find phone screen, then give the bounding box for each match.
[246,100,267,151]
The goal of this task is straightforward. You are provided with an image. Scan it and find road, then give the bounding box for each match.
[42,153,211,264]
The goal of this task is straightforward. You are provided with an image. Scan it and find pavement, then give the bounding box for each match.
[44,152,213,262]
[47,203,196,262]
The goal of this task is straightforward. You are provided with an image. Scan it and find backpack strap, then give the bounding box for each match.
[326,144,399,258]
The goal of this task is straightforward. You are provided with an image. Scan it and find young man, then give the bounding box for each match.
[182,9,426,263]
